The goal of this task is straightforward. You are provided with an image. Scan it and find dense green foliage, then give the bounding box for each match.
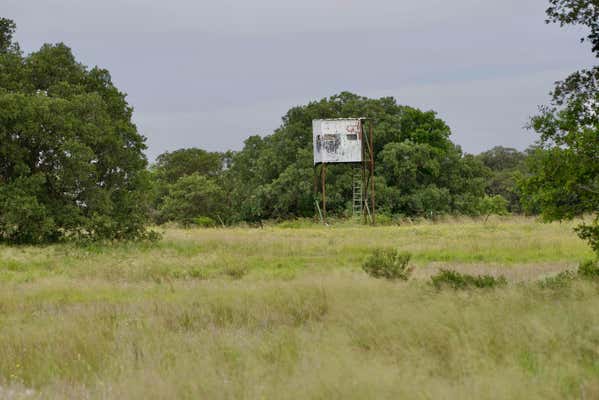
[151,95,560,226]
[153,148,223,185]
[149,95,563,226]
[521,0,599,255]
[157,173,225,226]
[148,148,226,225]
[475,146,527,212]
[0,19,151,243]
[153,93,501,225]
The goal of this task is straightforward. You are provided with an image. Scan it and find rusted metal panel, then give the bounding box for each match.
[313,119,363,165]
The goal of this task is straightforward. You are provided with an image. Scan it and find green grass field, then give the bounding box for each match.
[0,217,597,399]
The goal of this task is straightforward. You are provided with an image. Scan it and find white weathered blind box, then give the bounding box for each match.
[313,119,363,165]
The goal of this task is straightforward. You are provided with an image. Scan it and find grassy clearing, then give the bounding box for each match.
[0,217,597,399]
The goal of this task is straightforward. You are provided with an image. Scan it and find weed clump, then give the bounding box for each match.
[431,269,507,290]
[538,270,577,289]
[222,263,249,280]
[362,248,413,280]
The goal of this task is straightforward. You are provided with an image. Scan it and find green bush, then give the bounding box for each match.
[158,173,224,227]
[362,248,413,280]
[578,259,599,279]
[431,269,507,290]
[477,195,509,222]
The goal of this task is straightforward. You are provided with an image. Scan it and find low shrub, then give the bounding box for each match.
[578,259,599,279]
[431,269,507,290]
[538,270,577,289]
[537,260,598,288]
[362,248,413,280]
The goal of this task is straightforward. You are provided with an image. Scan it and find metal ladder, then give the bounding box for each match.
[352,168,363,218]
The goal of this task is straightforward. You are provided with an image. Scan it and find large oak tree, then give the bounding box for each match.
[0,18,152,243]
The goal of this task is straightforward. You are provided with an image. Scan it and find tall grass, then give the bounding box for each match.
[0,217,597,399]
[0,217,591,285]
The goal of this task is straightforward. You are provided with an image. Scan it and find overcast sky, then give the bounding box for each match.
[4,0,596,160]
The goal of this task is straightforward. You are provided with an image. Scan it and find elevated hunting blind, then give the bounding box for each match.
[312,118,375,224]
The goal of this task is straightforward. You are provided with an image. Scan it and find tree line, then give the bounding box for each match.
[0,0,597,256]
[149,100,542,226]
